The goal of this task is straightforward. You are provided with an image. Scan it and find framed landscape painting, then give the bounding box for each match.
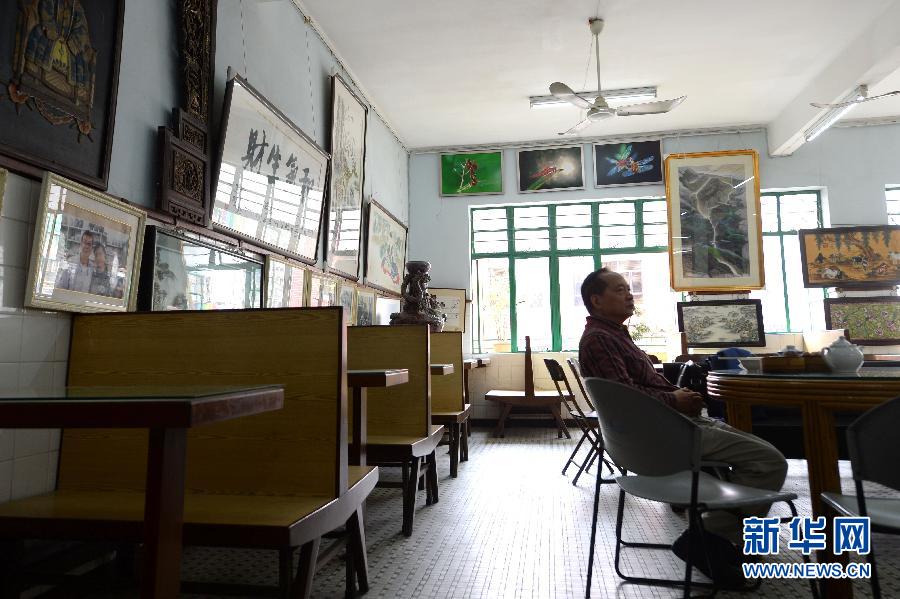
[326,75,367,280]
[824,297,900,345]
[364,201,407,295]
[26,172,145,313]
[516,146,584,193]
[0,1,124,189]
[265,255,307,308]
[798,225,900,289]
[594,141,663,187]
[211,74,328,265]
[676,299,766,348]
[356,289,376,325]
[337,282,357,325]
[665,150,764,291]
[429,287,467,333]
[440,151,503,196]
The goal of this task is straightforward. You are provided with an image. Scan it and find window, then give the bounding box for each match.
[750,191,825,332]
[470,199,679,353]
[887,186,900,225]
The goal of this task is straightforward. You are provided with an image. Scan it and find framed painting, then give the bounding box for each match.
[594,141,663,187]
[25,172,145,313]
[0,1,124,190]
[356,288,376,326]
[375,295,400,325]
[676,299,766,348]
[308,272,337,307]
[326,75,367,281]
[137,227,262,311]
[211,74,328,265]
[429,287,467,333]
[265,255,307,308]
[516,146,584,193]
[665,150,764,291]
[337,282,357,325]
[364,201,407,295]
[824,297,900,345]
[440,151,503,196]
[798,225,900,289]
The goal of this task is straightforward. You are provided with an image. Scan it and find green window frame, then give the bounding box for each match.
[887,185,900,225]
[470,199,667,353]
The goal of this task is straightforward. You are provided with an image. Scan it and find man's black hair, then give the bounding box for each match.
[580,267,612,312]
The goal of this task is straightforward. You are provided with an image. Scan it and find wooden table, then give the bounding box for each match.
[707,368,900,598]
[462,356,491,436]
[431,363,454,376]
[347,369,409,466]
[0,385,284,599]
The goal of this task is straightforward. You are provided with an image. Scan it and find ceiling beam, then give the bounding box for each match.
[767,0,900,157]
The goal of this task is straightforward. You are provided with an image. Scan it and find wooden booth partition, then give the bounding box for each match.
[430,332,470,477]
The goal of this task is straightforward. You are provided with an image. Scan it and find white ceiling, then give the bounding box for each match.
[298,0,900,150]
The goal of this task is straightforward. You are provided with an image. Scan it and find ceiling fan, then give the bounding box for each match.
[810,84,900,109]
[550,18,686,136]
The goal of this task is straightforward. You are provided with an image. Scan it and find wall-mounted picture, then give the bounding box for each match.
[517,146,584,193]
[364,201,407,295]
[824,297,900,346]
[798,225,900,289]
[265,256,307,308]
[326,75,367,280]
[0,1,124,189]
[26,172,145,313]
[212,74,328,265]
[356,289,376,326]
[375,295,400,325]
[309,272,337,307]
[337,282,357,325]
[137,227,262,311]
[676,299,766,348]
[440,151,503,196]
[594,141,663,187]
[429,287,467,333]
[665,150,764,291]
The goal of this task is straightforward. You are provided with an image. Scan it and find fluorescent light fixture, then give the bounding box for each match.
[530,86,657,109]
[804,86,866,142]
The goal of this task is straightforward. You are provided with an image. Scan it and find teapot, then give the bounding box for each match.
[822,336,864,374]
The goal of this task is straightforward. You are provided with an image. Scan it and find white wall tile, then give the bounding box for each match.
[53,315,72,361]
[0,265,26,312]
[18,361,53,392]
[0,217,29,268]
[20,313,58,362]
[14,429,49,458]
[11,453,49,499]
[0,313,23,361]
[0,430,13,461]
[0,363,19,393]
[0,460,11,502]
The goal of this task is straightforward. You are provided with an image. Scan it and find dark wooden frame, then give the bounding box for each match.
[676,299,766,348]
[824,296,900,346]
[363,200,407,296]
[515,145,585,193]
[210,74,330,265]
[593,140,663,188]
[428,287,467,333]
[798,225,900,289]
[325,74,368,282]
[0,0,125,190]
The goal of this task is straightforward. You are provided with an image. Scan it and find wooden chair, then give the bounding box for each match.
[484,336,571,438]
[347,325,444,536]
[430,332,470,477]
[0,308,374,599]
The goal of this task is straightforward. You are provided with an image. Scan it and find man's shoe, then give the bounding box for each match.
[672,527,747,590]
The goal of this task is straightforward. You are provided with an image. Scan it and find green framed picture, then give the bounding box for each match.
[440,151,503,196]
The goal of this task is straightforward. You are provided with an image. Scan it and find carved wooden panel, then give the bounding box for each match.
[158,126,208,226]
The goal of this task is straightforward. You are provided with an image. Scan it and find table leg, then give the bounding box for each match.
[724,400,753,432]
[142,427,187,599]
[449,423,459,478]
[351,387,367,466]
[495,404,512,438]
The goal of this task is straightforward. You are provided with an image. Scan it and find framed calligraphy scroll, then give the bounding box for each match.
[211,74,329,265]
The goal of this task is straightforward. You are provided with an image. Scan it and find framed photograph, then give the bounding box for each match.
[309,272,337,307]
[665,150,764,291]
[356,289,376,326]
[517,146,584,193]
[25,172,145,313]
[326,75,367,281]
[137,227,262,311]
[824,297,900,346]
[0,1,124,189]
[211,74,328,265]
[375,295,400,325]
[798,225,900,289]
[676,299,766,348]
[364,201,407,295]
[594,141,663,187]
[440,151,503,196]
[337,282,357,325]
[265,255,307,308]
[429,287,467,333]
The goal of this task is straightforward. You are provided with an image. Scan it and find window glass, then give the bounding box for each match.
[514,206,548,229]
[556,204,592,228]
[751,236,788,332]
[598,226,637,249]
[559,256,595,350]
[472,208,507,231]
[778,193,819,232]
[473,230,507,254]
[760,195,779,233]
[783,235,825,332]
[514,257,552,351]
[557,226,593,250]
[514,229,550,252]
[474,258,510,352]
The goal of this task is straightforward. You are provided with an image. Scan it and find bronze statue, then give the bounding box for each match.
[390,261,445,332]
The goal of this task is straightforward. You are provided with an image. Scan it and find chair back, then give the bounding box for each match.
[544,358,585,419]
[566,358,592,417]
[431,331,465,412]
[846,395,900,491]
[583,377,701,476]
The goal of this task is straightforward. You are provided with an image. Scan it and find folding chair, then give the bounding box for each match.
[822,395,900,599]
[582,377,814,599]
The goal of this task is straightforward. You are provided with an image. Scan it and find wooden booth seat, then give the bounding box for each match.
[430,331,471,476]
[0,308,375,599]
[348,325,444,537]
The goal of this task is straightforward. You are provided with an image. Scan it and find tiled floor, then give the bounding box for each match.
[170,427,899,599]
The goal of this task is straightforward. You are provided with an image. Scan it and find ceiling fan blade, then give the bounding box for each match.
[810,90,900,109]
[557,118,592,136]
[616,95,686,116]
[549,82,594,110]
